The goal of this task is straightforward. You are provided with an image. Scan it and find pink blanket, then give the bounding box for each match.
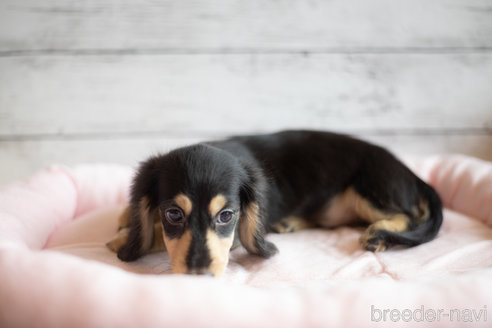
[1,155,491,327]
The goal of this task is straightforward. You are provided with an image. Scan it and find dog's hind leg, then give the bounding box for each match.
[358,214,410,252]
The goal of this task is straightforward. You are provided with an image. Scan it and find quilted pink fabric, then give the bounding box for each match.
[1,155,491,328]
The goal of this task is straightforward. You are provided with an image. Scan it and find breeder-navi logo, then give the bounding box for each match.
[371,305,487,323]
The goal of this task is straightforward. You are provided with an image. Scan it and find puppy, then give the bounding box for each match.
[107,130,442,277]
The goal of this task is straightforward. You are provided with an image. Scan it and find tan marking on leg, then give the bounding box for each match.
[320,187,411,252]
[206,229,234,278]
[317,190,359,228]
[369,214,409,232]
[209,194,227,217]
[106,228,129,253]
[272,216,315,233]
[350,188,389,223]
[318,187,405,228]
[239,202,259,254]
[337,187,409,226]
[359,215,410,252]
[162,229,192,274]
[139,197,154,253]
[174,193,192,216]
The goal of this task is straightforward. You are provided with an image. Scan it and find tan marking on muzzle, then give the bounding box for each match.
[162,229,192,274]
[173,193,193,217]
[206,229,234,278]
[209,194,227,217]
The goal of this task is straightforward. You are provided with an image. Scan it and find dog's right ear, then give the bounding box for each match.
[117,157,159,262]
[238,165,278,259]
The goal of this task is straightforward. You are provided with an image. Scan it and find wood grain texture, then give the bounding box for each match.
[1,53,492,137]
[1,0,492,184]
[1,0,492,52]
[1,134,491,184]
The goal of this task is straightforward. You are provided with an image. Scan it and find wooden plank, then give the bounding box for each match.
[1,0,492,52]
[0,137,196,185]
[1,134,491,185]
[1,53,492,136]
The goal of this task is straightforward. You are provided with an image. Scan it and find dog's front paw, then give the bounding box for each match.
[270,216,315,233]
[106,228,141,262]
[116,242,142,262]
[106,228,129,253]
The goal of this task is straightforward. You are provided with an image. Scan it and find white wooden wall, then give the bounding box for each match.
[1,0,492,184]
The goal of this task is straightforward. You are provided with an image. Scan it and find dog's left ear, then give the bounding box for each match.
[116,157,159,262]
[238,166,278,258]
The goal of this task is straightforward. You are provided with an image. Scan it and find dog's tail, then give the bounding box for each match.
[381,178,443,247]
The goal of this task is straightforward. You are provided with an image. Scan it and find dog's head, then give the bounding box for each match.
[131,144,277,277]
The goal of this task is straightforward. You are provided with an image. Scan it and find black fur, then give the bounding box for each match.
[118,130,443,272]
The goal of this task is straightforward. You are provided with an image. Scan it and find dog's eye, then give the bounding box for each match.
[165,208,185,225]
[217,210,234,224]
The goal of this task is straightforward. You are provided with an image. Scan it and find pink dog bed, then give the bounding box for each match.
[1,155,491,327]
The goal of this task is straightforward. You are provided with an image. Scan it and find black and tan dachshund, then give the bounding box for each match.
[107,130,442,277]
